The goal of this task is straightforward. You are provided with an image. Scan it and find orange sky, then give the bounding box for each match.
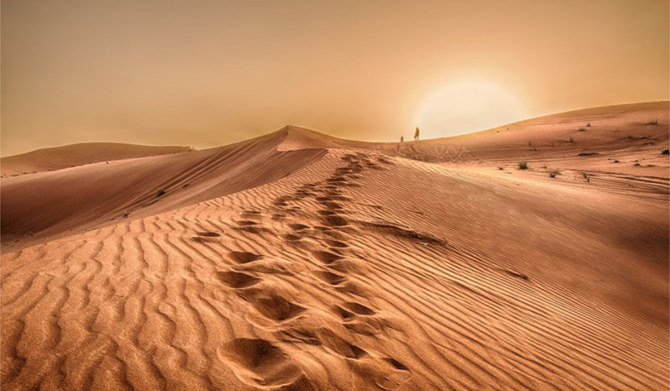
[2,0,668,156]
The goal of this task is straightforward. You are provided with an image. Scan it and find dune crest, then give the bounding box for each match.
[1,143,192,178]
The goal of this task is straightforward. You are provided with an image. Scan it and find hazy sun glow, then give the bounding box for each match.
[415,80,526,139]
[2,1,668,155]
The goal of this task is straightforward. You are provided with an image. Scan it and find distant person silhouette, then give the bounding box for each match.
[414,127,420,141]
[400,136,404,143]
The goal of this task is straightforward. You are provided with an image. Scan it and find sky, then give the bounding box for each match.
[2,0,668,156]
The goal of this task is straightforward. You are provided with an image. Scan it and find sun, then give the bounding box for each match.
[414,80,525,139]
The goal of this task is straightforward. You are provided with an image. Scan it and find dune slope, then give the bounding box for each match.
[1,103,668,390]
[1,130,326,248]
[1,143,192,178]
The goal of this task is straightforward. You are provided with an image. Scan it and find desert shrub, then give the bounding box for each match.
[549,170,560,178]
[662,149,669,155]
[155,189,167,198]
[646,120,659,125]
[578,128,587,132]
[518,161,528,170]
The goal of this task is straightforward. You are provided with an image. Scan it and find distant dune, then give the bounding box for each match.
[0,133,327,246]
[1,102,668,390]
[1,142,192,178]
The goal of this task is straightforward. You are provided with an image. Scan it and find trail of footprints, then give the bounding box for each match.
[4,149,664,390]
[195,152,408,389]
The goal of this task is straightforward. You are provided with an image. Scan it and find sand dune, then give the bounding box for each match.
[1,132,326,247]
[1,103,668,390]
[1,143,192,178]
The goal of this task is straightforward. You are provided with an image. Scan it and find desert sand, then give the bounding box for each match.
[1,102,668,390]
[1,143,192,178]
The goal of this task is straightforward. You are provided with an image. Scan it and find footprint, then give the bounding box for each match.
[292,190,313,199]
[197,231,220,237]
[323,215,348,227]
[384,357,409,371]
[216,271,261,288]
[312,250,343,264]
[327,246,344,254]
[234,225,268,234]
[282,233,302,242]
[272,197,290,207]
[325,239,348,248]
[316,329,367,359]
[289,223,310,231]
[504,270,529,281]
[287,206,302,213]
[236,220,258,226]
[192,231,221,242]
[228,251,262,264]
[343,301,375,316]
[238,289,306,321]
[321,201,343,211]
[315,270,346,285]
[241,210,263,219]
[332,305,355,320]
[218,338,312,389]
